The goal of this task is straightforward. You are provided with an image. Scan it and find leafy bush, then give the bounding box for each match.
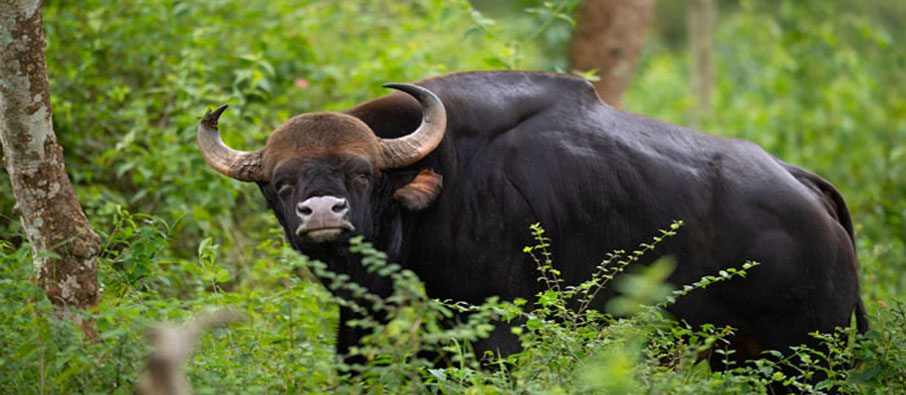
[8,216,901,393]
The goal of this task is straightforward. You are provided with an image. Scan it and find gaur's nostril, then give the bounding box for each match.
[332,200,348,213]
[297,202,313,216]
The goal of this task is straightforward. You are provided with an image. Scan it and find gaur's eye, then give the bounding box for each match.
[353,172,370,182]
[275,180,292,198]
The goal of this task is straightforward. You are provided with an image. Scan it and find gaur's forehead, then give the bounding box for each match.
[271,154,375,176]
[262,112,381,176]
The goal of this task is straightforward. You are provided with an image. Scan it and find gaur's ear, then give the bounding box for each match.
[393,169,442,210]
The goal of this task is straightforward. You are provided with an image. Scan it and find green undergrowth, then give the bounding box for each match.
[2,216,905,393]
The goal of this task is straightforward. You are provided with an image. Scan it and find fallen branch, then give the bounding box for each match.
[136,310,243,395]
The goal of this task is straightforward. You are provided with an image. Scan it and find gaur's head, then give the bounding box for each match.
[197,84,445,251]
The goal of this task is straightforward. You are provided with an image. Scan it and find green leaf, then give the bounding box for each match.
[215,267,230,283]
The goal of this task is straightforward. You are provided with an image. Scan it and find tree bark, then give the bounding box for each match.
[568,0,654,108]
[0,0,100,309]
[688,0,715,125]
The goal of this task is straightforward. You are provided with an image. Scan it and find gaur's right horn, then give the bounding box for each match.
[197,105,265,182]
[377,84,447,169]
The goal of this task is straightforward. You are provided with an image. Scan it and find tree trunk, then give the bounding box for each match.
[0,0,100,309]
[688,0,715,125]
[568,0,654,108]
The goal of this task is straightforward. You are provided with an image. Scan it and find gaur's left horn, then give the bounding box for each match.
[197,105,265,182]
[377,84,447,168]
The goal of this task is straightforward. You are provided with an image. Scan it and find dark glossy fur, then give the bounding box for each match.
[256,71,867,366]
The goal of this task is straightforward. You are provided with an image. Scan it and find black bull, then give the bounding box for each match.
[199,71,867,366]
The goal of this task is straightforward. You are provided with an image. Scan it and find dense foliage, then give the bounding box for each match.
[1,0,903,393]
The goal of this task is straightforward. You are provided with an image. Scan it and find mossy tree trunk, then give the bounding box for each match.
[0,0,100,309]
[568,0,654,108]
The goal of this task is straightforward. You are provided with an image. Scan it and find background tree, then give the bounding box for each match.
[0,0,99,309]
[688,0,716,125]
[568,0,654,107]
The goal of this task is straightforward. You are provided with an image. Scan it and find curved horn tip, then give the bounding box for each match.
[382,83,429,97]
[202,104,229,127]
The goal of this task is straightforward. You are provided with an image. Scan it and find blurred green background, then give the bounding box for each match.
[1,0,904,392]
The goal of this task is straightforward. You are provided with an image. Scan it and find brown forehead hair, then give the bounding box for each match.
[262,112,382,177]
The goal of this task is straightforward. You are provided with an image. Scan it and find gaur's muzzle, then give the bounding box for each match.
[294,195,355,242]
